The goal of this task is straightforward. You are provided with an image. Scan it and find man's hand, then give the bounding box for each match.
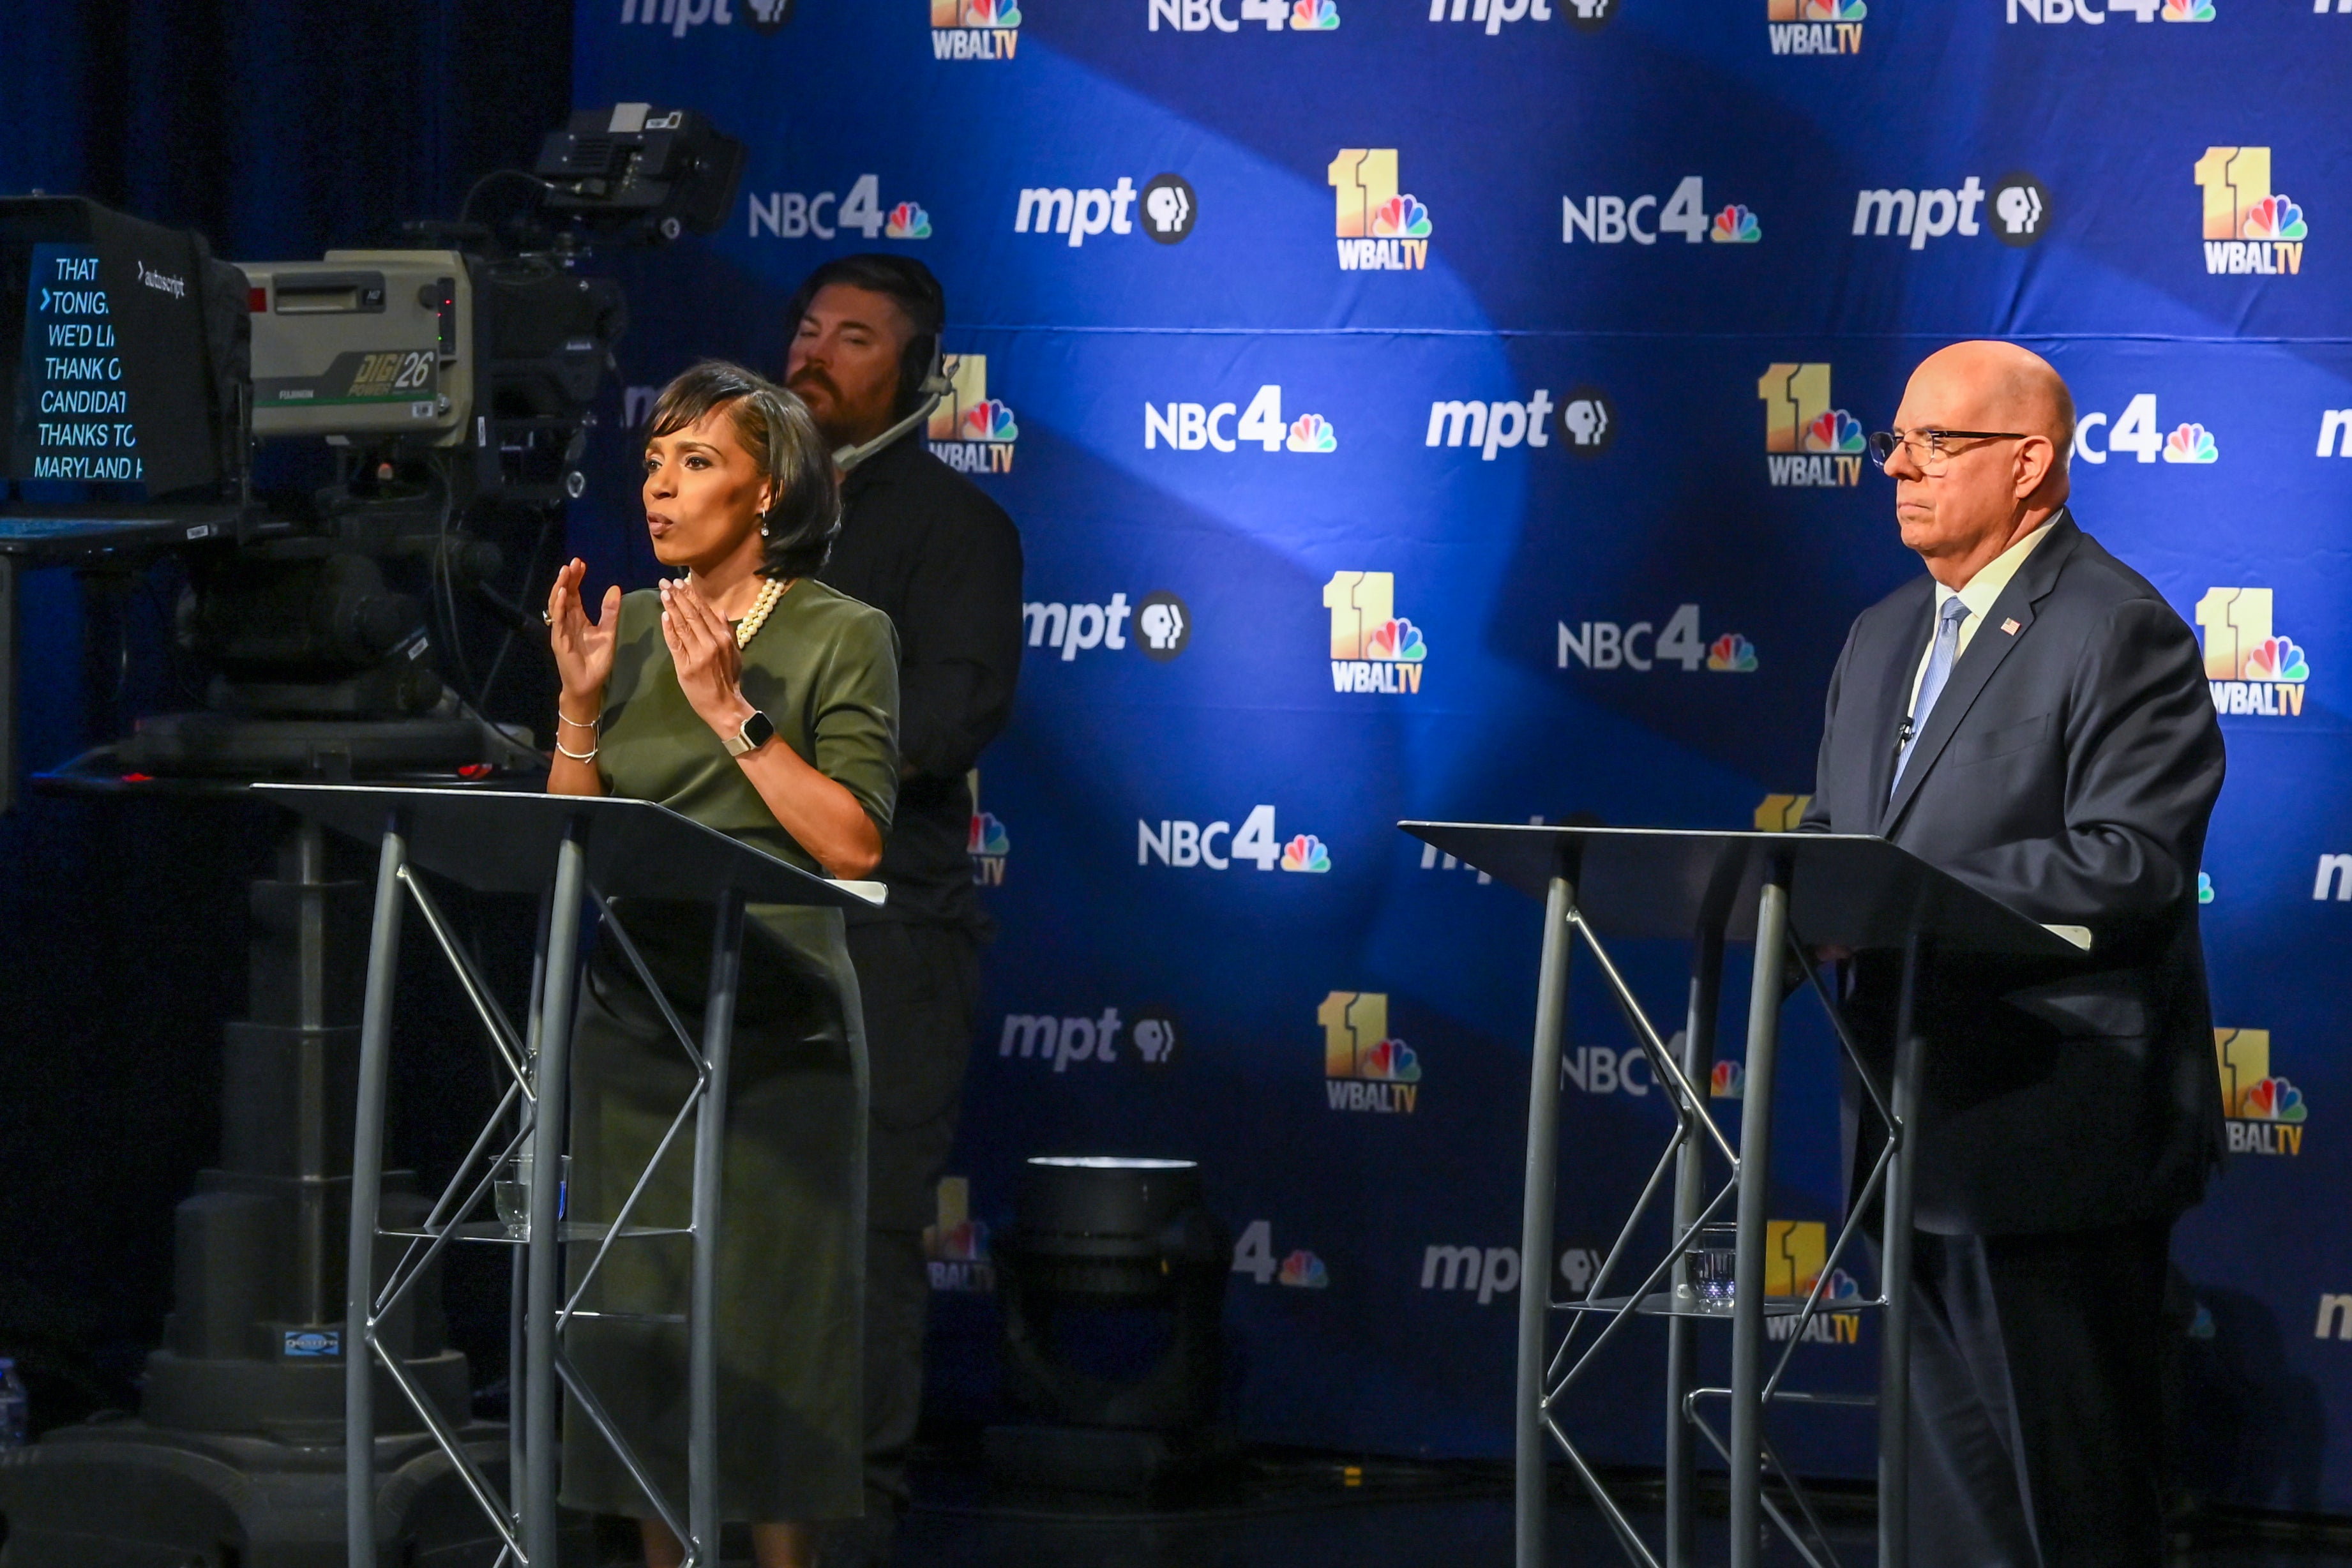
[660,578,755,742]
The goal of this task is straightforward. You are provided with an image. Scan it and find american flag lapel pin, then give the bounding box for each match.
[2001,617,2021,636]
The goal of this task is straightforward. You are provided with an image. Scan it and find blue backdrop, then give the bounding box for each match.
[571,0,2352,1508]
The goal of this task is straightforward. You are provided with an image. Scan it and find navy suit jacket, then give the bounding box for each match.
[1800,512,2227,1235]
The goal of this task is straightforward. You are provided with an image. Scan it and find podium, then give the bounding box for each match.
[255,784,885,1568]
[1398,824,2078,1568]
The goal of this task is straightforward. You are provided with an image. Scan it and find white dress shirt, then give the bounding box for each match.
[1906,518,2058,718]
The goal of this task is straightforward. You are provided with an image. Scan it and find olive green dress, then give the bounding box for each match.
[558,578,899,1524]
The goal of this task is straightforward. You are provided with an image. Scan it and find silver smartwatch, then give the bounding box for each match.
[725,709,776,758]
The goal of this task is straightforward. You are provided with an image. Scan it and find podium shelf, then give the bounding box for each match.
[378,1221,693,1246]
[1568,1292,1881,1320]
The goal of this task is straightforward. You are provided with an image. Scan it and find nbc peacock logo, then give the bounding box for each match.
[1767,0,1864,56]
[2215,1027,2307,1156]
[926,354,1018,476]
[2194,588,2312,718]
[1759,363,1866,488]
[1320,990,1422,1114]
[931,0,1020,60]
[1330,149,1433,271]
[1324,571,1428,695]
[2195,147,2309,276]
[967,769,1009,886]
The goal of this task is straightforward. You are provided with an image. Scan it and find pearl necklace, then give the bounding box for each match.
[733,575,789,650]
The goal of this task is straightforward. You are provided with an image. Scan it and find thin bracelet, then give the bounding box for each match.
[557,705,601,729]
[554,737,599,762]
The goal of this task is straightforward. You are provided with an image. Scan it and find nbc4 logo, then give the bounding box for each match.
[1330,149,1432,271]
[933,0,1019,59]
[2008,0,2213,20]
[1146,385,1334,454]
[1758,364,1866,487]
[1232,1221,1331,1288]
[926,355,1016,476]
[1138,804,1330,872]
[2196,147,2310,276]
[748,174,928,241]
[967,769,1008,885]
[1150,0,1341,29]
[1763,1221,1865,1343]
[1564,177,1760,245]
[1557,604,1757,672]
[2070,393,2217,466]
[1767,0,1866,55]
[2195,588,2312,717]
[1326,571,1428,694]
[1321,990,1421,1114]
[2215,1027,2308,1156]
[925,1177,994,1292]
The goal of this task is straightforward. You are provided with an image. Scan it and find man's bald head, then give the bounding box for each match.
[1885,341,2075,589]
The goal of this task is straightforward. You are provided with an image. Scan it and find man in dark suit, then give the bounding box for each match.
[1800,341,2225,1566]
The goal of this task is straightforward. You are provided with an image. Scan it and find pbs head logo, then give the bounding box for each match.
[1142,174,1198,244]
[1560,386,1618,458]
[1133,1007,1180,1065]
[1137,591,1192,660]
[742,0,795,30]
[1991,171,2052,247]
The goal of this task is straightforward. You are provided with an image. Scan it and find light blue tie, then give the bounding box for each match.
[1892,597,1971,796]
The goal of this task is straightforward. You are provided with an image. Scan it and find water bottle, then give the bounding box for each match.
[0,1357,27,1449]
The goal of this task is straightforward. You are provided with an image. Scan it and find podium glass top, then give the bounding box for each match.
[256,783,887,910]
[1399,823,2077,958]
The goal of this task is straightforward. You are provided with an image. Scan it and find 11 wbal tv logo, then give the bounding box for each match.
[926,356,1016,475]
[2215,1028,2307,1156]
[1767,0,1866,55]
[2196,588,2312,718]
[1565,177,1760,246]
[1327,571,1428,694]
[1331,149,1432,271]
[1759,364,1866,487]
[1150,0,1341,29]
[2196,147,2311,276]
[1764,1221,1865,1345]
[933,0,1020,59]
[967,769,1009,885]
[1321,991,1421,1114]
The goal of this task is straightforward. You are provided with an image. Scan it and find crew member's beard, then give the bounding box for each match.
[788,366,883,450]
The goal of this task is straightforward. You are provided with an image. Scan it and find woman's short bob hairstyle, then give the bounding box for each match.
[644,360,840,579]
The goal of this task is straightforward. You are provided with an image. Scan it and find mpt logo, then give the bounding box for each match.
[1139,804,1329,872]
[1558,605,1756,672]
[2196,147,2310,276]
[1851,174,2051,248]
[1331,149,1432,271]
[1022,590,1191,662]
[999,1006,1179,1072]
[1147,384,1336,453]
[618,0,794,34]
[1758,364,1866,487]
[1421,1244,1604,1303]
[1016,178,1175,248]
[1428,0,1615,33]
[1565,177,1760,245]
[1427,391,1555,460]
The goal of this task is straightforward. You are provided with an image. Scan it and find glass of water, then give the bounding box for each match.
[1689,1223,1739,1309]
[495,1153,570,1240]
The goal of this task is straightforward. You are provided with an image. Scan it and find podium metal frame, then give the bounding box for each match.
[257,784,883,1568]
[1399,824,2077,1568]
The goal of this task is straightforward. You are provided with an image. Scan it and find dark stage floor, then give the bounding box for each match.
[632,1451,2352,1568]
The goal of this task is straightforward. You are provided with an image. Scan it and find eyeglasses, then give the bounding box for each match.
[1866,428,2030,474]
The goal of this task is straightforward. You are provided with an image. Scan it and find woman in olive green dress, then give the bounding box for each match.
[543,361,899,1568]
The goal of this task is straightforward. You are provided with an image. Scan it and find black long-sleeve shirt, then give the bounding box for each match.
[817,430,1023,930]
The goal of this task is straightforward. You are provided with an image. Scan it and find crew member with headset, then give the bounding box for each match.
[1801,341,2225,1566]
[781,254,1025,1564]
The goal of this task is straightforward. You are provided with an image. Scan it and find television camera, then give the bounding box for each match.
[0,103,748,788]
